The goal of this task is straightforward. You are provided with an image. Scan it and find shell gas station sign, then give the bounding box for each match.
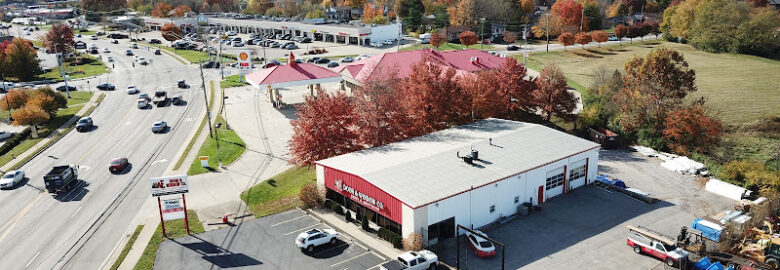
[237,51,251,70]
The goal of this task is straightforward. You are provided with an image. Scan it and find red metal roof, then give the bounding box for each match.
[336,49,506,83]
[246,57,341,87]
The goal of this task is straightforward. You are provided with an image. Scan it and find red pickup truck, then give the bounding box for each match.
[627,225,690,267]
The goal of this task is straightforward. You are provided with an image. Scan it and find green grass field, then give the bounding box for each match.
[524,41,780,126]
[402,42,495,51]
[133,210,204,270]
[219,74,249,88]
[187,115,246,175]
[240,166,316,217]
[37,55,109,81]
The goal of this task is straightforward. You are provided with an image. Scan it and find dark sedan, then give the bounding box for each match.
[56,85,77,92]
[96,83,115,90]
[316,58,330,64]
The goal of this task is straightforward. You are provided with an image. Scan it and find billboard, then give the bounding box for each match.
[162,198,186,221]
[237,50,251,70]
[150,175,189,197]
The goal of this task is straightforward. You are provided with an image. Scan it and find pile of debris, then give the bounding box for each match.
[630,145,708,175]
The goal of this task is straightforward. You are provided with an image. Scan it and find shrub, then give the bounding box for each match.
[403,233,424,251]
[330,204,344,215]
[299,183,324,209]
[345,211,353,222]
[361,215,370,231]
[391,235,403,249]
[0,127,31,156]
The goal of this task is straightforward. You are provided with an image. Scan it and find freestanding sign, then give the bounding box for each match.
[162,198,186,221]
[150,175,189,197]
[237,50,251,70]
[199,156,209,168]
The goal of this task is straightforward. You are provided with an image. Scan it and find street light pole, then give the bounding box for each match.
[199,60,213,138]
[215,123,223,168]
[2,73,11,122]
[480,17,486,50]
[546,12,550,52]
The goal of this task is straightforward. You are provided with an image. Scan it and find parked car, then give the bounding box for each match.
[226,31,237,36]
[301,37,312,43]
[270,42,281,48]
[380,250,439,270]
[465,230,496,258]
[327,62,339,67]
[316,58,330,64]
[90,35,98,40]
[56,85,77,92]
[202,61,220,68]
[340,57,354,63]
[233,41,245,47]
[131,43,138,49]
[295,228,338,252]
[307,57,321,63]
[75,116,93,132]
[108,157,129,173]
[96,83,115,90]
[102,48,110,53]
[152,121,167,133]
[127,85,139,94]
[0,170,24,189]
[149,39,162,44]
[0,131,14,140]
[383,40,395,45]
[507,45,520,51]
[112,39,119,44]
[608,36,619,41]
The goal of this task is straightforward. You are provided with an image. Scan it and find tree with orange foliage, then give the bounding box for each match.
[520,0,535,14]
[353,70,413,147]
[28,87,66,116]
[173,5,192,17]
[343,0,365,8]
[429,32,445,49]
[551,0,584,33]
[362,3,375,22]
[533,63,577,121]
[614,24,627,45]
[574,31,591,48]
[398,61,470,136]
[11,105,49,129]
[151,3,173,18]
[0,89,28,112]
[662,100,722,155]
[161,23,181,44]
[592,30,608,47]
[289,89,362,166]
[460,71,503,121]
[458,31,478,48]
[557,32,575,50]
[492,57,537,114]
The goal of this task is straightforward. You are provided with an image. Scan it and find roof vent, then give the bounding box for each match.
[457,148,479,165]
[471,57,480,64]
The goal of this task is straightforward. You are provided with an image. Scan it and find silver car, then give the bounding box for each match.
[152,121,167,133]
[0,170,24,189]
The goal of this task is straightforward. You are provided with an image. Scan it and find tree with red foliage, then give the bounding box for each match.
[43,24,74,53]
[460,71,503,121]
[533,63,577,121]
[503,31,517,44]
[639,22,654,41]
[615,24,628,45]
[173,5,192,17]
[552,0,584,33]
[161,23,181,44]
[649,22,661,38]
[662,100,722,155]
[152,3,173,18]
[492,57,536,114]
[558,32,575,51]
[353,70,413,147]
[592,30,609,47]
[747,0,768,7]
[626,24,641,43]
[458,31,478,48]
[574,32,592,48]
[429,33,445,49]
[398,61,470,136]
[289,89,362,166]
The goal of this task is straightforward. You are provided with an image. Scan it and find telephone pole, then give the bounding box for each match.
[199,60,213,138]
[546,12,550,52]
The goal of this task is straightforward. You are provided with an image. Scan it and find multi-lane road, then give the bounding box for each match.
[0,30,219,270]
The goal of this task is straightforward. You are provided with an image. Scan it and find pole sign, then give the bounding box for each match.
[237,50,251,70]
[162,198,186,221]
[199,156,209,168]
[150,175,189,197]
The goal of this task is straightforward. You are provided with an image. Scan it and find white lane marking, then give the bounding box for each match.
[79,165,91,172]
[71,207,82,218]
[329,251,370,267]
[25,251,41,268]
[151,159,168,165]
[184,117,194,122]
[282,224,320,236]
[270,214,308,227]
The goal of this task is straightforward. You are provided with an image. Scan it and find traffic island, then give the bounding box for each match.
[186,115,246,175]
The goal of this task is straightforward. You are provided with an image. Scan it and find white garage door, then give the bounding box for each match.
[569,159,587,190]
[545,168,564,199]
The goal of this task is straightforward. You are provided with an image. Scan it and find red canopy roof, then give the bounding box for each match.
[246,54,342,89]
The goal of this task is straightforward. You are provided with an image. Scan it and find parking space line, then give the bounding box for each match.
[366,262,386,270]
[270,214,308,227]
[329,251,370,267]
[281,224,320,236]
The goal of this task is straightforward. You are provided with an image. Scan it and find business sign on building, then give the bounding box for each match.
[335,179,385,211]
[162,198,186,221]
[237,50,251,70]
[150,175,189,197]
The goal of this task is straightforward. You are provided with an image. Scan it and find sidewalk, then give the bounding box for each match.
[308,208,404,260]
[0,91,103,172]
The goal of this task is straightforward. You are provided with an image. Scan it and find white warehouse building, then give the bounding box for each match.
[316,118,601,246]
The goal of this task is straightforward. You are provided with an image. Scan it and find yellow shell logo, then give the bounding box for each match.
[239,52,249,61]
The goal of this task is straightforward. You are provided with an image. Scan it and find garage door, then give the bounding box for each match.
[545,168,565,199]
[569,159,587,190]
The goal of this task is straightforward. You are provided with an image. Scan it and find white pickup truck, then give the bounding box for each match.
[626,225,689,267]
[380,250,438,270]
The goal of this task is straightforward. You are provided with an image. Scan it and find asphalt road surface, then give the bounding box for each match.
[0,31,221,270]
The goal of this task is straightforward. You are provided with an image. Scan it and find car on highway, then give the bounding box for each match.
[154,48,161,55]
[340,57,354,63]
[103,48,110,53]
[127,85,139,94]
[112,39,119,44]
[131,43,139,49]
[107,56,114,62]
[126,49,133,56]
[90,35,98,40]
[177,80,187,88]
[139,92,150,101]
[295,228,338,252]
[465,230,496,258]
[96,83,115,90]
[108,157,129,174]
[56,85,76,92]
[152,121,167,133]
[137,98,149,108]
[507,45,520,51]
[0,131,14,140]
[149,39,162,44]
[327,62,339,68]
[75,116,93,132]
[138,57,149,65]
[171,93,184,105]
[0,170,24,189]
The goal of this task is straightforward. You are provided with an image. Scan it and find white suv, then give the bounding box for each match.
[127,85,139,94]
[295,228,338,252]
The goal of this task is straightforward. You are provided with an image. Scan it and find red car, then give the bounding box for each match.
[465,230,496,258]
[109,157,129,173]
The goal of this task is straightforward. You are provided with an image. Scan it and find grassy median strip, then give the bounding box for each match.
[109,225,144,270]
[133,210,204,270]
[37,54,109,81]
[240,166,316,217]
[173,81,215,171]
[186,114,246,175]
[219,74,249,88]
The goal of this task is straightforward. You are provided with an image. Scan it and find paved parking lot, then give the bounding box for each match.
[155,209,386,270]
[430,149,734,270]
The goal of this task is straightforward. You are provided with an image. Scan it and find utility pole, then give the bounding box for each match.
[523,25,528,67]
[215,123,223,168]
[580,7,584,32]
[480,17,486,50]
[2,73,11,122]
[218,40,224,79]
[546,12,550,52]
[54,44,71,98]
[199,60,213,138]
[396,17,401,53]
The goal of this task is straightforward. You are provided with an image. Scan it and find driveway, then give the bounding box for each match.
[429,149,734,270]
[155,209,387,270]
